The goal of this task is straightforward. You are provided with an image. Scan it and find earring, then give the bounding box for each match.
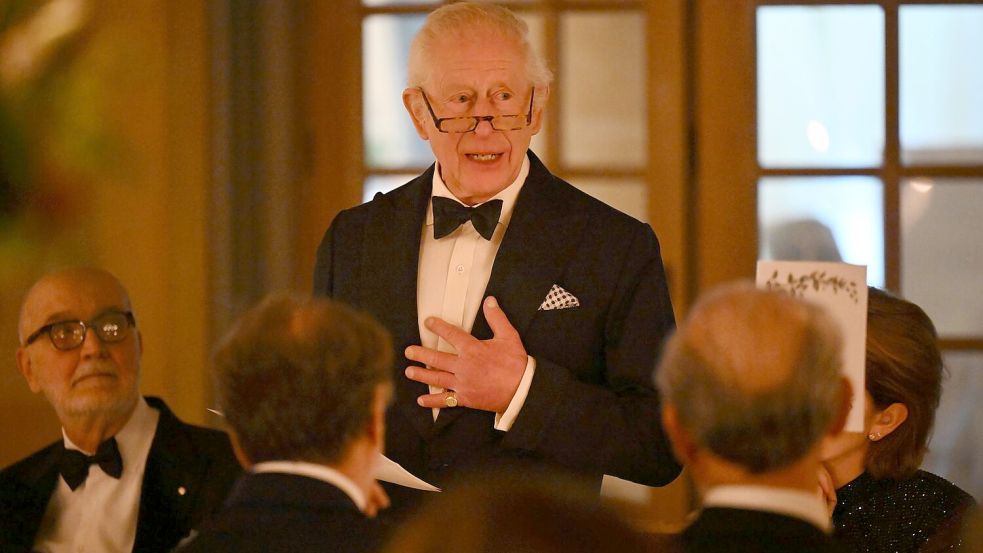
[868,432,881,441]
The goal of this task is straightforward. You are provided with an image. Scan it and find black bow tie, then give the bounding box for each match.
[432,196,503,241]
[58,437,123,491]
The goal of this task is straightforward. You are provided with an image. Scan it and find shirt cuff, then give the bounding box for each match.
[494,355,536,431]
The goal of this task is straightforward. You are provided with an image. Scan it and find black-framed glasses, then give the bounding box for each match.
[418,88,535,133]
[25,310,137,351]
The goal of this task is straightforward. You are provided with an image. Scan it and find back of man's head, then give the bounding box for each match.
[656,283,844,474]
[213,293,393,465]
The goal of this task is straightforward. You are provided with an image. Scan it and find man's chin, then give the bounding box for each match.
[62,390,137,419]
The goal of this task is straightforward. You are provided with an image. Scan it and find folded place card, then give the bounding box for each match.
[756,261,868,433]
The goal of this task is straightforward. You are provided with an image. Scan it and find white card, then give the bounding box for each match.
[756,261,868,432]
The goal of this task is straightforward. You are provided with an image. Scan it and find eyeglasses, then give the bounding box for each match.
[25,310,137,351]
[418,88,535,133]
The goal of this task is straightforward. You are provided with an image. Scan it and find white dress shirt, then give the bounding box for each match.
[417,155,536,430]
[33,397,160,553]
[703,484,832,533]
[251,461,367,512]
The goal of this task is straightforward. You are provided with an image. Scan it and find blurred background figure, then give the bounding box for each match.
[820,287,976,552]
[382,470,653,553]
[178,293,393,553]
[764,218,842,262]
[656,283,851,553]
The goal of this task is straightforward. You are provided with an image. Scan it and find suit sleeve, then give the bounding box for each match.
[313,210,354,297]
[500,224,682,487]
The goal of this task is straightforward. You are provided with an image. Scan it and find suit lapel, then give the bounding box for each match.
[1,445,61,548]
[435,153,588,431]
[133,399,202,552]
[474,153,587,340]
[359,170,435,440]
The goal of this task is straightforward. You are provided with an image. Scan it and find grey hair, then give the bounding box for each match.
[213,293,393,464]
[655,283,844,473]
[407,2,553,91]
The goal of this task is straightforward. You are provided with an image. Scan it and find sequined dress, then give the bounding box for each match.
[832,470,976,552]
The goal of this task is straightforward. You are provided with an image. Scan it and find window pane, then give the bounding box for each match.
[900,6,983,165]
[363,174,416,204]
[568,178,648,224]
[901,178,983,336]
[922,351,983,501]
[757,6,884,168]
[758,176,884,287]
[363,15,433,169]
[560,12,646,170]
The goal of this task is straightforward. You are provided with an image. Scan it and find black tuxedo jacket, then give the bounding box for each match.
[681,507,847,553]
[0,396,241,553]
[177,472,386,553]
[314,152,680,500]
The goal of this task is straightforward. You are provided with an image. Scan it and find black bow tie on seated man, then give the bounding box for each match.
[58,437,123,491]
[432,197,504,241]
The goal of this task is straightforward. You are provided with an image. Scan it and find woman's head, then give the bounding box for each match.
[863,287,944,479]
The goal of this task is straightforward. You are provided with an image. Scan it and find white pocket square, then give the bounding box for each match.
[539,284,580,311]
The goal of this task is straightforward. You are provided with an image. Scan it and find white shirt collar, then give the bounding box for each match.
[426,154,529,229]
[703,484,831,532]
[251,460,367,512]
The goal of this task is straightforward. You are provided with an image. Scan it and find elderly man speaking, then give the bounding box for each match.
[314,1,679,512]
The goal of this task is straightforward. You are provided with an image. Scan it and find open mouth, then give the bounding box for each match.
[466,153,501,162]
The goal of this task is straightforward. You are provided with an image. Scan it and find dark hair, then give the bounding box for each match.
[213,293,392,464]
[383,471,652,553]
[864,287,943,480]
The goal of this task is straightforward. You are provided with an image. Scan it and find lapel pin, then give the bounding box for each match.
[177,486,187,496]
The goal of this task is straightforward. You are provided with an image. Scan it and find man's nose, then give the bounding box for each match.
[79,327,108,356]
[473,117,495,136]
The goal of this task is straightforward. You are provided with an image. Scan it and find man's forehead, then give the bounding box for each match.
[428,36,526,80]
[22,271,130,326]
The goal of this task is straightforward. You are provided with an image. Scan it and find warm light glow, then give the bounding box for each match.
[910,178,934,194]
[806,120,831,153]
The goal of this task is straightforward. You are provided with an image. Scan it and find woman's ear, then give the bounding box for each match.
[868,402,908,441]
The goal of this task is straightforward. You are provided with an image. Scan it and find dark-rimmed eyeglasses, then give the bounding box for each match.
[418,88,535,133]
[25,310,137,351]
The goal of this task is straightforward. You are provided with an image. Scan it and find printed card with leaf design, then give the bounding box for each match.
[756,261,868,432]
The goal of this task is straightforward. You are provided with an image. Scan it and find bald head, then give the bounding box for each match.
[19,267,133,344]
[656,283,844,473]
[678,285,829,394]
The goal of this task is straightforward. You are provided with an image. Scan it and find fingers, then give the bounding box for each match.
[416,391,461,409]
[817,465,837,517]
[424,316,474,350]
[364,482,390,518]
[404,366,455,389]
[482,296,520,341]
[405,345,457,371]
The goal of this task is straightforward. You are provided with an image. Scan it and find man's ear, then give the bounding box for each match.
[528,84,549,135]
[662,405,695,466]
[402,88,430,140]
[869,402,908,441]
[15,347,41,394]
